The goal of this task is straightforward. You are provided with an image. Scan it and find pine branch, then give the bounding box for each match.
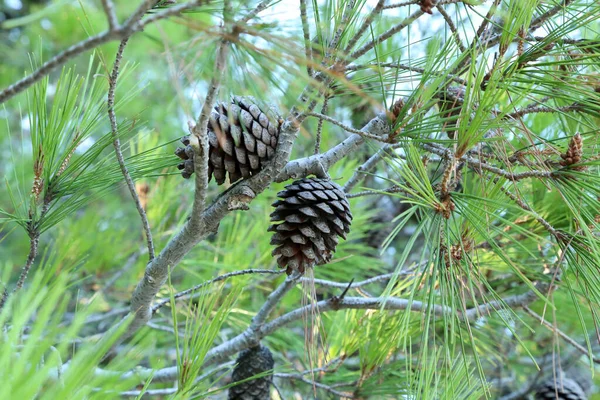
[299,0,313,77]
[277,112,391,182]
[275,372,354,397]
[350,9,424,61]
[100,0,118,30]
[0,234,39,309]
[151,269,284,313]
[0,0,206,104]
[343,0,385,56]
[140,284,547,383]
[307,111,390,141]
[436,5,467,53]
[523,306,600,364]
[108,38,156,261]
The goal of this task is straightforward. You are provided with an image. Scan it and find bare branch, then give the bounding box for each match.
[350,9,424,61]
[0,0,205,104]
[0,234,39,309]
[346,62,468,86]
[108,38,155,261]
[422,143,554,181]
[251,271,301,328]
[278,112,391,182]
[342,144,393,192]
[275,372,354,397]
[151,269,284,313]
[436,5,467,53]
[238,0,274,23]
[314,95,329,154]
[100,0,119,30]
[299,0,313,77]
[524,306,600,364]
[343,0,385,55]
[307,111,390,141]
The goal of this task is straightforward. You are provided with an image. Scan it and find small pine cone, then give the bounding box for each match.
[534,377,587,400]
[174,96,281,183]
[269,177,352,275]
[175,136,195,179]
[420,0,435,14]
[228,345,274,400]
[560,133,584,169]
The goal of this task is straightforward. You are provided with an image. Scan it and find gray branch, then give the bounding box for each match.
[0,0,206,104]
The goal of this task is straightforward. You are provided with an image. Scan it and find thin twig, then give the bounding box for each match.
[0,0,205,104]
[343,144,393,192]
[350,9,424,61]
[346,185,410,198]
[505,104,582,120]
[0,234,39,309]
[307,111,389,141]
[383,0,419,8]
[108,38,155,261]
[314,95,330,154]
[100,0,119,30]
[189,15,233,225]
[299,0,313,77]
[275,372,354,398]
[124,284,545,383]
[152,268,284,313]
[523,306,600,364]
[328,0,357,58]
[343,0,385,55]
[346,62,468,86]
[251,271,302,328]
[238,0,273,23]
[436,5,467,53]
[499,184,560,238]
[422,143,554,181]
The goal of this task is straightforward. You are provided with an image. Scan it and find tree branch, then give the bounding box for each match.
[152,268,284,313]
[100,0,119,30]
[0,0,205,104]
[277,112,391,182]
[523,306,600,364]
[108,38,156,261]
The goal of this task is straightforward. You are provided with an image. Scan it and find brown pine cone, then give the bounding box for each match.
[269,177,352,275]
[175,96,281,183]
[534,377,587,400]
[560,133,584,169]
[420,0,435,14]
[228,345,274,400]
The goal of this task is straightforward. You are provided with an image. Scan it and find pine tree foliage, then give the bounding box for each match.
[1,0,600,399]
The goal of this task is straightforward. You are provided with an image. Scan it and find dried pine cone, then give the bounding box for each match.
[175,96,281,183]
[534,377,587,400]
[269,177,352,275]
[228,345,274,400]
[420,0,434,14]
[175,136,195,179]
[560,133,584,170]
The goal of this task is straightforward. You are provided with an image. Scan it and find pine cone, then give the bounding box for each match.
[560,133,584,170]
[269,177,352,275]
[175,96,281,183]
[175,136,195,179]
[534,377,587,400]
[420,0,434,14]
[228,345,274,400]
